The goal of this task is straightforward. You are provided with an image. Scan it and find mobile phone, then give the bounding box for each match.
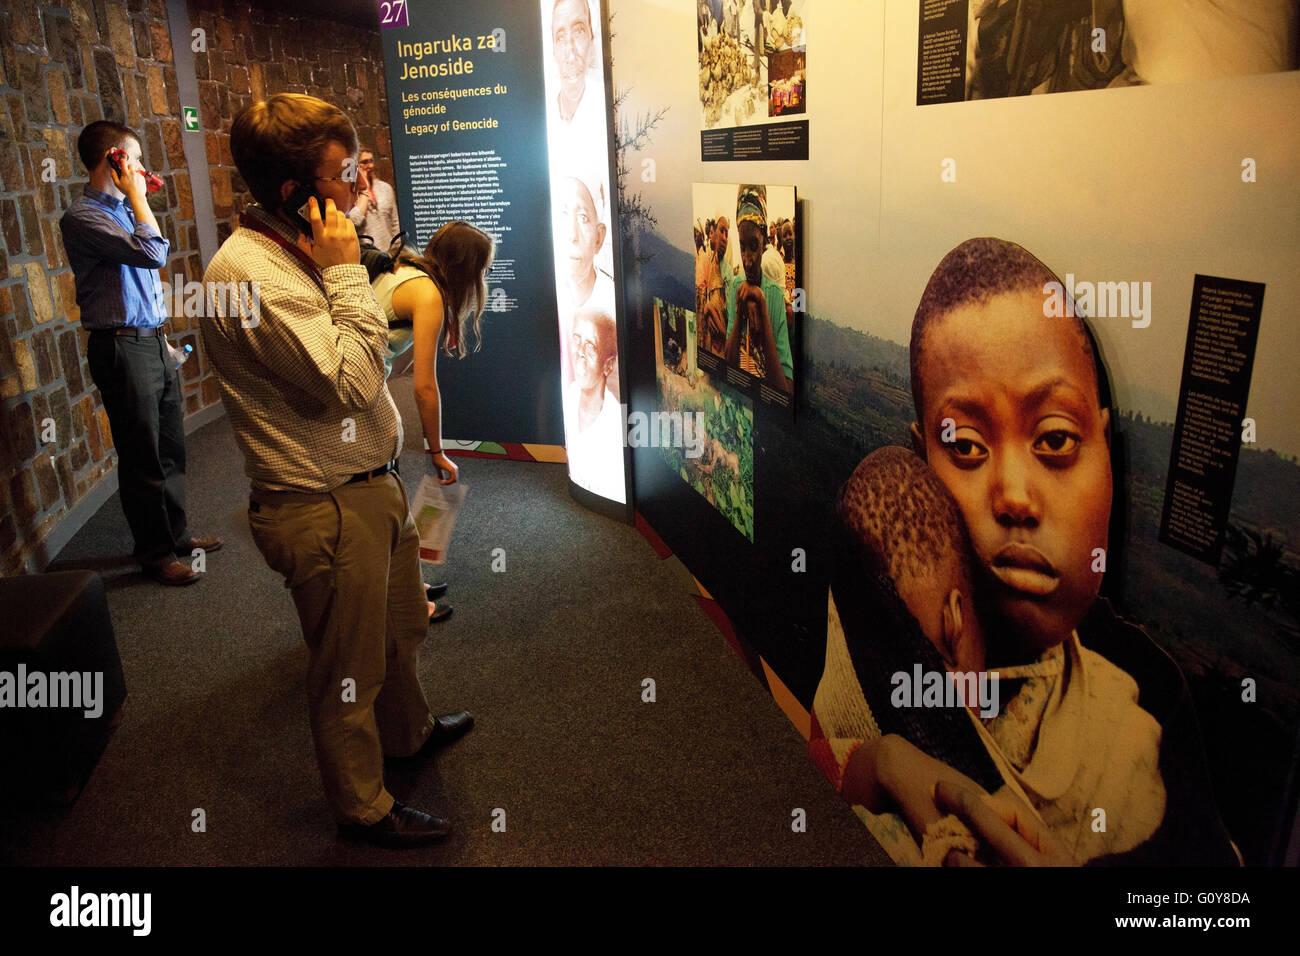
[284,182,323,236]
[107,148,163,193]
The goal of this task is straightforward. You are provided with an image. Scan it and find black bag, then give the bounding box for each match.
[359,230,408,284]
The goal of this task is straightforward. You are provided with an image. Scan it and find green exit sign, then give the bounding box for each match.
[182,107,199,132]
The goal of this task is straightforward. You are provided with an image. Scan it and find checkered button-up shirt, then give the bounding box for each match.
[201,205,403,493]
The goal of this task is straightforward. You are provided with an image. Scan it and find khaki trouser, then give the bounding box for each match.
[248,471,434,824]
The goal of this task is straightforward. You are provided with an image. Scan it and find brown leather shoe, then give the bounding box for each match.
[144,558,200,586]
[179,535,223,553]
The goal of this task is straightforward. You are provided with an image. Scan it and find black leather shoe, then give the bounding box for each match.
[337,801,451,848]
[424,710,474,750]
[388,711,475,764]
[428,601,454,624]
[425,581,448,600]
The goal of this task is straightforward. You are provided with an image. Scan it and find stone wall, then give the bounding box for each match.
[0,0,391,574]
[189,0,394,246]
[0,0,205,574]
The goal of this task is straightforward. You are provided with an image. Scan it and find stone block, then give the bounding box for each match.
[34,453,61,510]
[49,386,72,451]
[10,467,39,524]
[94,49,126,123]
[148,64,168,114]
[32,328,57,385]
[58,330,84,397]
[24,262,55,324]
[150,21,173,63]
[107,3,138,68]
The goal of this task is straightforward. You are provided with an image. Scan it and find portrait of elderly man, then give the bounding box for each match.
[547,0,606,160]
[563,305,625,503]
[554,174,615,390]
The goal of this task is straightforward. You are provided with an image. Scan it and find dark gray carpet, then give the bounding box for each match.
[6,374,889,866]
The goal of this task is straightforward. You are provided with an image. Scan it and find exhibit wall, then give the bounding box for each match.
[612,0,1300,864]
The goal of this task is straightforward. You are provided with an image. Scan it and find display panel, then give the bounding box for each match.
[654,298,755,541]
[614,0,1300,865]
[692,181,798,413]
[380,0,564,445]
[542,0,629,506]
[917,0,1300,105]
[698,0,810,160]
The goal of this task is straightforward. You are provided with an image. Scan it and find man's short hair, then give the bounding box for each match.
[76,121,140,171]
[230,93,358,211]
[838,445,973,596]
[909,237,1096,420]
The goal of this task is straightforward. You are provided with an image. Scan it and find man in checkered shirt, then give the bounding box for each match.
[201,94,472,848]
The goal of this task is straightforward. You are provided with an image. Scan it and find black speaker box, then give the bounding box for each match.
[0,570,127,806]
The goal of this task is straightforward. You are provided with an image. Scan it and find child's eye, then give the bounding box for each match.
[944,432,988,467]
[1034,429,1080,459]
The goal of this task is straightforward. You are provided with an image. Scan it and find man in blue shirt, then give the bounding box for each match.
[60,121,221,585]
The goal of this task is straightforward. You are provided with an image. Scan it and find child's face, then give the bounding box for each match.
[738,220,764,285]
[915,289,1111,658]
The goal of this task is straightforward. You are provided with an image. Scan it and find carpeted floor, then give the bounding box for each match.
[4,375,888,866]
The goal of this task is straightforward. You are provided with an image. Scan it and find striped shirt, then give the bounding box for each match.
[200,205,403,493]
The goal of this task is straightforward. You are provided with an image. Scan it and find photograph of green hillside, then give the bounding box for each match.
[653,298,755,542]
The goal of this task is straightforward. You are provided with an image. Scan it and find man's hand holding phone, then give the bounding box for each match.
[108,149,146,202]
[303,196,359,270]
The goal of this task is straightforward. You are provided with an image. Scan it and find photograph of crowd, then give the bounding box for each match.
[698,0,807,129]
[693,182,797,400]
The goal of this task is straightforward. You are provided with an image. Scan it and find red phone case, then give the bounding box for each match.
[109,148,163,193]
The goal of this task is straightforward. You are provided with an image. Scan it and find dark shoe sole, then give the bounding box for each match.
[179,540,223,553]
[337,820,452,847]
[337,827,451,848]
[143,568,201,586]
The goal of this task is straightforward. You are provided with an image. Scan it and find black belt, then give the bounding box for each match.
[346,459,399,484]
[89,326,161,337]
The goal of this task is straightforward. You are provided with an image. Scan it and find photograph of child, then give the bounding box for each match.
[691,182,796,396]
[812,237,1239,866]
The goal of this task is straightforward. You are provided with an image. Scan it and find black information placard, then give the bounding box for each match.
[1158,275,1265,565]
[381,0,562,445]
[916,0,967,105]
[701,120,809,162]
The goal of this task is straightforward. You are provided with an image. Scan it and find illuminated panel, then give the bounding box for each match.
[540,0,627,505]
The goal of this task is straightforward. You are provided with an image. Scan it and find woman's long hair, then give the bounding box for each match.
[393,220,494,357]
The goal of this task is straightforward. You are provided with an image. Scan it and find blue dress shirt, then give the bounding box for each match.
[59,185,170,330]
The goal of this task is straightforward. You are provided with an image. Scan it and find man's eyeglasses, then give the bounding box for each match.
[314,175,360,194]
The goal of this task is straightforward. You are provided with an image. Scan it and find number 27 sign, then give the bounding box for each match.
[379,0,409,29]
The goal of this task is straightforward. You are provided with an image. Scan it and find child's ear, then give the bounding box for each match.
[1099,406,1111,450]
[940,588,963,668]
[910,421,927,461]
